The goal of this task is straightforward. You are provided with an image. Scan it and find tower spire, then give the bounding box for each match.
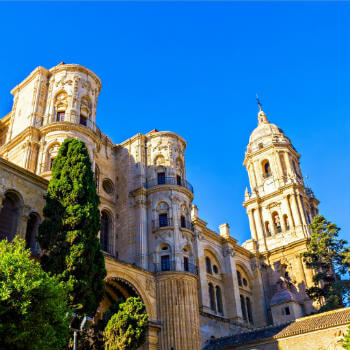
[256,94,268,125]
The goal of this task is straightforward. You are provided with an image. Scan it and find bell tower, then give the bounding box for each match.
[243,105,320,319]
[243,107,319,253]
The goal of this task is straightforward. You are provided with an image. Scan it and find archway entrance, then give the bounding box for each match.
[105,277,142,306]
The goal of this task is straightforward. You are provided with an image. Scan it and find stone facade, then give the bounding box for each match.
[0,63,326,349]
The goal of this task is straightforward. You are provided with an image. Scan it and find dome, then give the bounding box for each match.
[248,110,287,144]
[270,289,299,306]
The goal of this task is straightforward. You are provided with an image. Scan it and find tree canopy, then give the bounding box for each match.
[0,238,71,350]
[38,138,106,317]
[104,297,149,350]
[302,215,350,312]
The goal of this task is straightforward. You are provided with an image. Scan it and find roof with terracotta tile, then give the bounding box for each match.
[203,308,350,350]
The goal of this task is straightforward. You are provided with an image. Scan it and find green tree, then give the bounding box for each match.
[302,215,350,312]
[0,238,71,350]
[104,297,149,350]
[343,325,350,349]
[38,138,106,317]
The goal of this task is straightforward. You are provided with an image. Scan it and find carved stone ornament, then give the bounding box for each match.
[222,246,235,257]
[250,260,258,271]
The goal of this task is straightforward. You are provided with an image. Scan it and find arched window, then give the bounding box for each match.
[206,257,212,274]
[80,95,91,126]
[283,214,290,230]
[0,192,21,241]
[100,211,111,253]
[46,143,60,172]
[272,212,282,233]
[262,160,271,178]
[265,221,271,237]
[208,283,216,312]
[246,297,253,324]
[180,215,186,228]
[240,295,247,321]
[237,270,242,286]
[54,91,68,122]
[25,213,40,254]
[216,286,223,314]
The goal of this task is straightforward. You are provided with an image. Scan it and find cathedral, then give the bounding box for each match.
[0,63,348,350]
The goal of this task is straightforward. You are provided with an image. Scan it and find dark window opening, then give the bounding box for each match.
[79,115,87,126]
[159,213,168,228]
[206,257,212,274]
[285,306,290,315]
[157,172,165,185]
[180,215,186,228]
[184,256,189,272]
[161,255,170,271]
[246,297,253,324]
[56,111,65,122]
[243,278,248,287]
[240,295,247,321]
[213,265,218,274]
[209,283,216,312]
[216,286,223,314]
[263,161,272,178]
[237,271,242,286]
[176,175,182,186]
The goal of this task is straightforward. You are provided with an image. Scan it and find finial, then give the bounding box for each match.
[256,94,262,111]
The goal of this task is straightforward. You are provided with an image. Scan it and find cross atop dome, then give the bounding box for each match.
[256,95,269,125]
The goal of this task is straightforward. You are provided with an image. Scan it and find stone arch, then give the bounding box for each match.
[103,272,155,319]
[203,246,224,273]
[80,94,91,118]
[235,261,255,284]
[153,154,165,166]
[53,90,68,122]
[0,190,23,241]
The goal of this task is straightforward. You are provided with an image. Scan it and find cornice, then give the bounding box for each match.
[0,157,48,189]
[11,66,50,95]
[119,133,146,148]
[259,237,308,257]
[146,131,187,148]
[146,184,194,201]
[243,143,300,165]
[243,182,304,207]
[0,127,40,155]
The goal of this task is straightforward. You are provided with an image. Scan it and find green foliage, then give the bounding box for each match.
[80,299,124,350]
[104,297,149,350]
[302,215,350,312]
[343,325,350,349]
[0,238,71,350]
[38,138,106,317]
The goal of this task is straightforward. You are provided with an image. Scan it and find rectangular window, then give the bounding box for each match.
[184,256,189,272]
[285,307,290,315]
[56,111,65,122]
[157,172,165,185]
[80,115,87,126]
[161,255,170,271]
[180,216,186,228]
[176,175,182,186]
[159,213,168,228]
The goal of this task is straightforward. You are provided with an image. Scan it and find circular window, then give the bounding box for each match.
[213,265,218,274]
[243,278,248,287]
[102,179,114,194]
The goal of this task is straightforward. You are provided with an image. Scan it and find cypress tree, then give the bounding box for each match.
[302,215,350,312]
[38,138,106,317]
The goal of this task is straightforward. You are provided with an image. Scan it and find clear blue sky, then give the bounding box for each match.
[0,1,349,244]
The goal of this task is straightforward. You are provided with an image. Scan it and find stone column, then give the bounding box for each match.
[156,272,201,350]
[284,195,295,228]
[17,205,32,239]
[222,245,243,322]
[146,321,161,350]
[295,253,308,288]
[134,189,148,269]
[247,209,258,241]
[290,193,302,227]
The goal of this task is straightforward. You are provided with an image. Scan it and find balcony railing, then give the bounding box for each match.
[153,260,198,275]
[152,218,174,231]
[32,116,113,143]
[145,176,194,193]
